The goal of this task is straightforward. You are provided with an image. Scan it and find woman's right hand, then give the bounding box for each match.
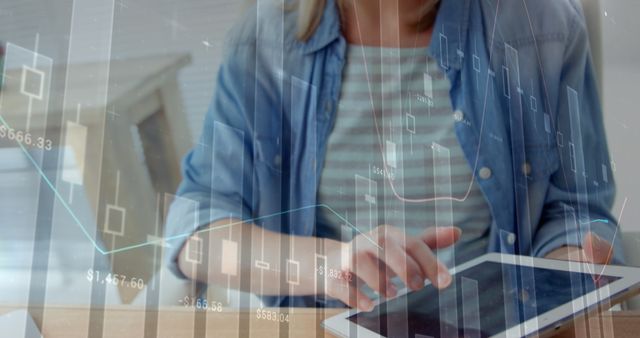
[324,225,461,311]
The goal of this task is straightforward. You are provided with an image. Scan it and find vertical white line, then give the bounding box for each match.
[76,103,82,123]
[409,97,414,153]
[152,193,161,291]
[115,170,120,205]
[259,229,265,299]
[563,205,587,337]
[66,102,82,204]
[26,35,38,133]
[439,31,449,70]
[26,99,33,132]
[461,277,480,338]
[69,183,75,204]
[498,234,520,338]
[505,40,540,335]
[227,214,232,304]
[226,271,232,304]
[567,87,591,224]
[60,0,116,228]
[598,284,615,337]
[33,33,40,67]
[433,142,458,337]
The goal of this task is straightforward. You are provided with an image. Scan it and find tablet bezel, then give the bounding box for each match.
[322,253,640,338]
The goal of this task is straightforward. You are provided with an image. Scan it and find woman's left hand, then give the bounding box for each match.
[544,231,613,264]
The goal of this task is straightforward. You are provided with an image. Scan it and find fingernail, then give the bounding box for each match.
[412,275,424,290]
[437,272,452,288]
[591,233,604,245]
[387,283,397,297]
[359,298,373,311]
[453,227,462,237]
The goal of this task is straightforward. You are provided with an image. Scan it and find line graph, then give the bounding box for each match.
[0,112,619,255]
[0,114,381,254]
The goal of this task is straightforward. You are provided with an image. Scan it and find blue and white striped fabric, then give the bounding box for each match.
[316,45,492,266]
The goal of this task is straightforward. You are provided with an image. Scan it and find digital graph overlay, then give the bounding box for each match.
[0,112,383,255]
[0,0,625,298]
[0,50,619,263]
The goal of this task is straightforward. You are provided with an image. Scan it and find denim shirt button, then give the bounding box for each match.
[522,162,532,176]
[478,166,492,180]
[453,110,464,122]
[507,233,516,245]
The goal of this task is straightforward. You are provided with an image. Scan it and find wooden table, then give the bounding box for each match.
[1,305,638,337]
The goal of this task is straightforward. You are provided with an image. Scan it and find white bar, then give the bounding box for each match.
[221,239,238,276]
[62,121,88,185]
[499,229,522,338]
[544,113,551,133]
[432,142,458,337]
[386,140,397,169]
[597,284,615,337]
[314,254,327,300]
[439,33,449,69]
[564,205,588,337]
[406,113,416,134]
[461,277,481,338]
[286,259,300,285]
[354,174,379,333]
[423,73,433,99]
[185,236,203,264]
[432,142,453,228]
[255,260,270,270]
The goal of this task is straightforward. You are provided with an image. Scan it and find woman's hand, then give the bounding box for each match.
[544,231,613,264]
[323,225,461,311]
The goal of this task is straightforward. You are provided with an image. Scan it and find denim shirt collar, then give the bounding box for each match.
[300,0,342,54]
[300,0,471,71]
[427,0,471,70]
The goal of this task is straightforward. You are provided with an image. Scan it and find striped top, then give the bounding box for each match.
[316,45,492,266]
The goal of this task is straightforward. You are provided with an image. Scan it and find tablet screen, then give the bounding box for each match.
[348,261,619,338]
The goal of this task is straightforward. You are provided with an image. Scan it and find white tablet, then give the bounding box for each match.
[323,253,640,338]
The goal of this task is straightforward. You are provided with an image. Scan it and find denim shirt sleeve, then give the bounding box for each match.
[163,39,254,279]
[532,7,624,264]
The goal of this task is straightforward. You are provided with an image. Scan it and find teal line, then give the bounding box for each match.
[0,115,107,255]
[108,203,386,254]
[0,114,381,254]
[580,219,610,225]
[4,113,611,255]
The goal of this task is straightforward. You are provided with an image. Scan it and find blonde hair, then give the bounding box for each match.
[296,0,440,41]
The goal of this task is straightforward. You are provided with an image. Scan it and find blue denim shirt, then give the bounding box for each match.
[165,0,623,307]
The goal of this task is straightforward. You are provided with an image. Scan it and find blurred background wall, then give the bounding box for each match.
[601,0,640,236]
[0,0,241,144]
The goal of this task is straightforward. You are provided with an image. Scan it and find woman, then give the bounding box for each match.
[166,0,623,311]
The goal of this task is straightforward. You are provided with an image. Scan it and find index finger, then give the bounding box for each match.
[376,239,425,291]
[582,232,613,265]
[421,226,462,249]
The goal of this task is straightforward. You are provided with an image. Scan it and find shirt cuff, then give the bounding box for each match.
[163,193,249,280]
[532,219,625,265]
